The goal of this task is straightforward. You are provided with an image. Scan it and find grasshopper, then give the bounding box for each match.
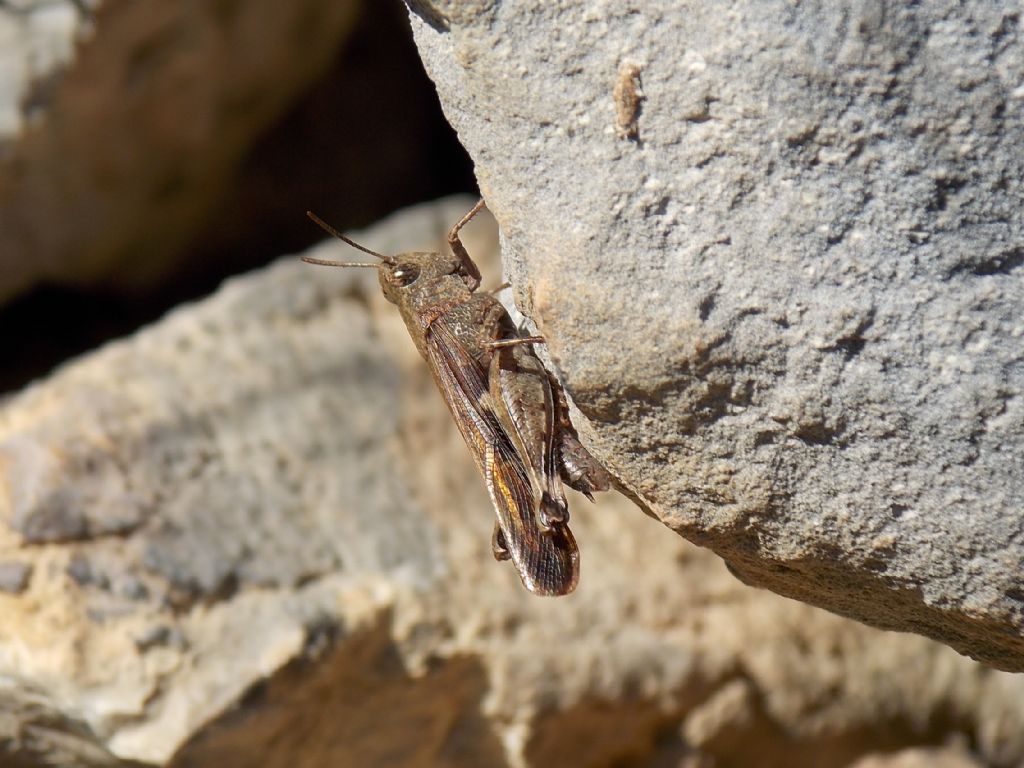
[303,200,609,595]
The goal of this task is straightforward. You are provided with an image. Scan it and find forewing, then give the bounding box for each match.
[484,434,579,595]
[424,317,579,595]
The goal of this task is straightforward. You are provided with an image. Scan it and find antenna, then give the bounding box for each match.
[305,211,395,265]
[300,256,381,268]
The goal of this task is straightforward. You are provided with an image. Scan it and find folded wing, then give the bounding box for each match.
[424,317,579,595]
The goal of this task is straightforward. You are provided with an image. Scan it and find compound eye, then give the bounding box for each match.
[390,264,420,287]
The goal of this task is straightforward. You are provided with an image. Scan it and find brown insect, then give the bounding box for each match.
[303,200,610,595]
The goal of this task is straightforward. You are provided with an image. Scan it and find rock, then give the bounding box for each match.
[0,1,475,397]
[0,197,1022,766]
[850,743,984,768]
[0,0,359,303]
[405,3,1024,670]
[0,560,31,593]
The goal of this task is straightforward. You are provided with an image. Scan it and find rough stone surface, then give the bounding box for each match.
[0,0,359,303]
[0,198,1022,767]
[406,2,1024,670]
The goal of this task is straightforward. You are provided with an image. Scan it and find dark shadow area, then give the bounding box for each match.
[169,611,507,768]
[526,681,980,768]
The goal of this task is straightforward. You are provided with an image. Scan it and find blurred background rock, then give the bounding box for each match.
[1,2,1023,768]
[0,0,474,391]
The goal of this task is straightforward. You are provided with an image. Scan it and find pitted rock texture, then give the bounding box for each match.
[405,2,1024,670]
[0,198,1022,767]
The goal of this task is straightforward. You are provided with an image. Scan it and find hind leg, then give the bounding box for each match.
[550,376,611,500]
[491,523,511,561]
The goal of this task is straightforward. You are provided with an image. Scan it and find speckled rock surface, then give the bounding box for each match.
[405,2,1024,670]
[0,198,1022,767]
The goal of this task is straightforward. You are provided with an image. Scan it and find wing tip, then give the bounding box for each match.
[517,525,580,596]
[525,578,579,597]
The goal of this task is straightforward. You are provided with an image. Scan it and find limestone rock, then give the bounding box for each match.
[405,2,1024,670]
[0,197,1022,766]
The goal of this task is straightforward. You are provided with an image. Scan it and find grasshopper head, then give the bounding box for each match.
[378,250,464,306]
[302,212,472,310]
